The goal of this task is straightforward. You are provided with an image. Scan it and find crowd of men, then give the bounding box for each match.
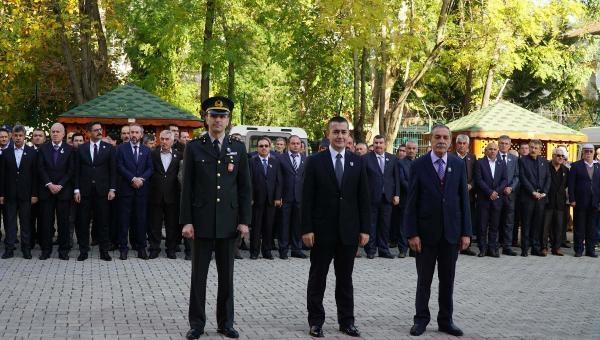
[0,121,599,261]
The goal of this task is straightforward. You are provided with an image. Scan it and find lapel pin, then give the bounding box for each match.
[269,164,272,168]
[227,147,231,153]
[386,158,389,162]
[350,162,354,167]
[23,152,27,156]
[174,154,177,158]
[102,145,106,149]
[448,167,452,173]
[60,149,64,154]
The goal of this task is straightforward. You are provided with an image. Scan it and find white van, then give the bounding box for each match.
[229,125,310,154]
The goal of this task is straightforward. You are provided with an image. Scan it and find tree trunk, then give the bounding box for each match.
[481,63,495,108]
[358,47,368,142]
[227,61,235,99]
[352,49,361,141]
[89,0,108,76]
[461,66,473,115]
[79,0,97,101]
[382,0,453,152]
[200,0,216,103]
[51,0,84,105]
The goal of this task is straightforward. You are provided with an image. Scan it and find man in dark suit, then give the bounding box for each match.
[392,151,411,257]
[301,116,370,338]
[544,148,569,256]
[30,128,46,248]
[568,143,600,257]
[518,139,550,257]
[249,137,282,260]
[37,123,75,260]
[404,124,471,337]
[277,135,307,259]
[497,135,520,256]
[363,135,399,259]
[169,124,185,154]
[181,96,252,339]
[513,142,530,246]
[149,130,183,259]
[453,134,477,256]
[0,127,11,244]
[116,124,154,260]
[74,122,116,261]
[0,125,39,259]
[474,142,507,257]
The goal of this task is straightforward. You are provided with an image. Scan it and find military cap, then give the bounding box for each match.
[202,96,234,116]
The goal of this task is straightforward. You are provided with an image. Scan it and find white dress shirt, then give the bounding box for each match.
[14,145,24,168]
[430,152,448,169]
[160,148,173,172]
[89,140,101,162]
[488,157,497,179]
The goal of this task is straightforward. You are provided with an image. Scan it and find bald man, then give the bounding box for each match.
[37,123,76,260]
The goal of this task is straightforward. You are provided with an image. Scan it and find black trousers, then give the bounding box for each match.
[149,200,180,252]
[513,196,521,244]
[307,242,357,328]
[30,201,41,247]
[4,198,32,250]
[414,240,459,327]
[520,196,545,254]
[573,207,597,254]
[391,205,408,253]
[478,201,501,252]
[365,198,392,256]
[39,196,70,253]
[189,238,235,330]
[109,199,119,247]
[250,203,275,256]
[119,195,149,251]
[279,201,303,255]
[543,208,564,251]
[78,189,110,253]
[499,195,516,248]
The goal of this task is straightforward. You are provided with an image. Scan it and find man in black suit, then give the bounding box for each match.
[392,149,411,257]
[116,124,154,260]
[277,135,307,259]
[404,124,471,337]
[513,142,530,246]
[544,148,569,256]
[453,134,477,256]
[473,142,507,257]
[301,116,370,338]
[74,122,116,261]
[0,125,39,259]
[30,128,46,248]
[149,130,183,259]
[363,135,399,259]
[249,137,282,259]
[518,139,550,257]
[181,96,252,339]
[169,124,185,154]
[37,123,75,260]
[0,127,10,244]
[497,135,520,256]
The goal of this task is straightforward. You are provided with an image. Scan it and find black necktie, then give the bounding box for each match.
[53,144,60,165]
[502,154,507,163]
[292,153,298,171]
[93,143,98,164]
[213,139,220,156]
[133,145,139,163]
[335,153,343,187]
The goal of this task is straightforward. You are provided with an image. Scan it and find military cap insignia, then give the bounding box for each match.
[215,100,223,108]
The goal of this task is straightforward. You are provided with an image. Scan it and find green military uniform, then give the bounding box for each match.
[180,96,252,336]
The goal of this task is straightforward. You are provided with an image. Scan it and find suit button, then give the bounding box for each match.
[217,173,221,177]
[92,180,96,184]
[16,171,19,175]
[217,185,221,190]
[217,198,220,202]
[340,197,343,200]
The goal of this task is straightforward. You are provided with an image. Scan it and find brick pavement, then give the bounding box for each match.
[1,243,599,339]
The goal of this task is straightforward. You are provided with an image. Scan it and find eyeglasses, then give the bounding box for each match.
[91,128,102,133]
[583,149,594,153]
[553,154,565,158]
[258,145,269,148]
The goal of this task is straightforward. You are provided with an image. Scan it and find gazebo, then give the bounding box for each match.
[446,100,587,161]
[58,84,203,139]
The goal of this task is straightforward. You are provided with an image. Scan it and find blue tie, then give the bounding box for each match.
[335,154,343,187]
[262,158,268,176]
[435,158,445,181]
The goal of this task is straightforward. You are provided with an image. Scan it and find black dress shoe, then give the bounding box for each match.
[438,323,464,336]
[39,251,51,260]
[309,325,324,337]
[477,252,485,257]
[460,248,477,256]
[119,251,128,260]
[90,240,98,246]
[185,328,204,339]
[184,252,192,261]
[22,249,32,259]
[138,249,149,260]
[100,251,112,261]
[409,323,426,336]
[503,249,517,256]
[148,250,160,259]
[398,251,406,258]
[77,252,88,261]
[521,251,528,257]
[586,252,599,258]
[561,242,571,248]
[490,250,500,258]
[263,252,274,260]
[1,250,14,259]
[217,326,239,338]
[339,324,361,337]
[379,253,395,259]
[279,253,288,259]
[366,253,375,259]
[574,252,583,257]
[250,254,258,260]
[59,252,69,260]
[291,251,307,259]
[166,251,177,259]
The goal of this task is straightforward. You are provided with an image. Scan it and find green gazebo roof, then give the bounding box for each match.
[59,84,201,127]
[446,100,586,142]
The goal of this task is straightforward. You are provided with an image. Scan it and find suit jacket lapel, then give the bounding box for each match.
[427,152,443,193]
[324,150,339,189]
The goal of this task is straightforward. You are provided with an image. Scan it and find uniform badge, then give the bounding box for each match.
[228,163,234,172]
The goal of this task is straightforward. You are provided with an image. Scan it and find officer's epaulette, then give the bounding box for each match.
[228,135,242,144]
[198,134,209,144]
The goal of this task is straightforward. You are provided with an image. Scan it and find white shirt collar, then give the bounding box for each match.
[329,145,345,159]
[14,145,24,151]
[431,151,447,165]
[161,148,172,154]
[53,142,62,148]
[488,157,497,163]
[259,154,269,161]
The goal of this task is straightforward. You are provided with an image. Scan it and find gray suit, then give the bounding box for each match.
[499,152,520,248]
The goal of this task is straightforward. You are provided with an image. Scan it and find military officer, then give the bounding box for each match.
[181,96,252,339]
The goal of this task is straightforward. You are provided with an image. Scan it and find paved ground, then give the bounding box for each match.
[1,240,600,340]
